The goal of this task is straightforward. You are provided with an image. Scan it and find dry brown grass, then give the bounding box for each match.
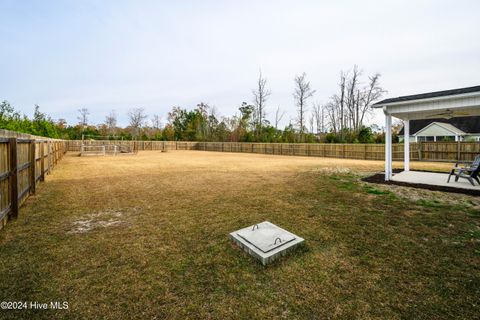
[0,151,478,319]
[62,150,454,177]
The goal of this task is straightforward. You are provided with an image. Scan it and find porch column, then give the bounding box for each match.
[385,112,392,181]
[404,119,410,172]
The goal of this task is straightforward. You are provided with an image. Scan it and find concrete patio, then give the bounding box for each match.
[391,170,479,190]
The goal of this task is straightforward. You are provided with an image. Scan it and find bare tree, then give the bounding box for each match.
[308,113,314,134]
[77,108,89,128]
[359,73,385,126]
[346,65,361,131]
[345,66,385,131]
[325,100,338,133]
[105,110,117,136]
[150,114,162,138]
[207,105,220,140]
[327,66,385,135]
[151,114,162,131]
[274,106,285,130]
[293,72,316,139]
[338,72,346,133]
[128,108,148,139]
[252,70,271,130]
[312,102,325,135]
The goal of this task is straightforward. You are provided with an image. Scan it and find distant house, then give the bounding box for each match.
[398,116,480,142]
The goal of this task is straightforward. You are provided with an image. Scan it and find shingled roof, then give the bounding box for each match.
[399,116,480,135]
[374,85,480,105]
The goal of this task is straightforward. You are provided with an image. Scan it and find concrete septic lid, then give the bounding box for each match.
[237,221,296,253]
[230,221,305,265]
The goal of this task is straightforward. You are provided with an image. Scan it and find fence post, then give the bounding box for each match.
[53,142,56,166]
[52,142,55,167]
[29,140,36,195]
[9,138,19,219]
[418,142,422,161]
[47,141,51,174]
[457,140,461,161]
[40,141,45,181]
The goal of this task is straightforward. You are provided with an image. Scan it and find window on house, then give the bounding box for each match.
[417,136,434,142]
[436,136,455,142]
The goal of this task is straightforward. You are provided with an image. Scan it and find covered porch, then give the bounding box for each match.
[373,85,480,189]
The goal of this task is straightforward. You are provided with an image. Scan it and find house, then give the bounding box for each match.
[398,116,480,142]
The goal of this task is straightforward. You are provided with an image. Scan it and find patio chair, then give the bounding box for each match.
[447,155,480,186]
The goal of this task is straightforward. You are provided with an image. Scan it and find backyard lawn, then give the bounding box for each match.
[0,151,478,319]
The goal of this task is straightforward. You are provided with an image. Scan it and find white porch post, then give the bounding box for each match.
[385,112,392,181]
[404,119,410,172]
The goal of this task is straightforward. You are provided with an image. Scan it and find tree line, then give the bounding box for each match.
[1,65,399,143]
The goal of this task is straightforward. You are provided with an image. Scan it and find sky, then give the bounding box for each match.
[1,0,479,128]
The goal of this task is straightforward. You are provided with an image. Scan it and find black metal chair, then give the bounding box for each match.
[447,155,480,186]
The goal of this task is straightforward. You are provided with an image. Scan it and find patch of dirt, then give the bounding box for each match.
[314,167,353,175]
[67,209,125,234]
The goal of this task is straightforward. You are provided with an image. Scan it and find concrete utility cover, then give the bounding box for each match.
[230,221,304,265]
[237,221,296,252]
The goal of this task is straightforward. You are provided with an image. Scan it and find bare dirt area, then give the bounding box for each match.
[0,151,478,319]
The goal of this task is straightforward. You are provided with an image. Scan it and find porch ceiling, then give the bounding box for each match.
[388,105,480,120]
[373,87,480,120]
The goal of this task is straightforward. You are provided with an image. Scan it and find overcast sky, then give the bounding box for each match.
[1,0,479,128]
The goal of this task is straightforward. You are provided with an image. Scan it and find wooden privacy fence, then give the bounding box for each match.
[418,141,480,162]
[0,137,66,229]
[65,140,480,162]
[67,140,196,152]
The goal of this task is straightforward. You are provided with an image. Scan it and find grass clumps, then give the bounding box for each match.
[364,185,391,195]
[416,198,444,208]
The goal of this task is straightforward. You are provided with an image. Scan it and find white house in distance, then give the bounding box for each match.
[398,116,480,142]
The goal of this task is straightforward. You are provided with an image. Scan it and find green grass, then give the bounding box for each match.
[416,198,444,208]
[364,185,391,195]
[0,152,479,319]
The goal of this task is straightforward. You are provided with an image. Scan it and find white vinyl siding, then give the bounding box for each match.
[415,123,460,137]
